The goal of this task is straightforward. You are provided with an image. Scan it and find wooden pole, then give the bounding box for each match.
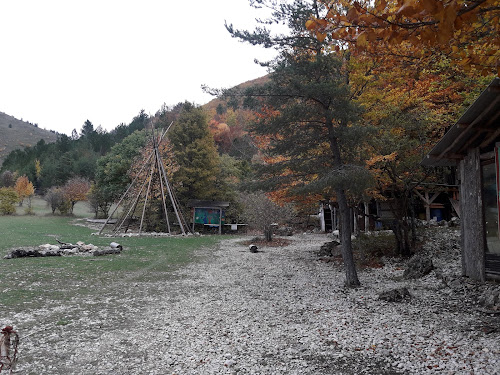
[157,151,186,235]
[460,148,485,281]
[219,207,222,235]
[333,206,337,231]
[139,155,156,234]
[114,175,149,234]
[98,151,155,235]
[192,208,196,233]
[364,201,370,232]
[414,190,440,222]
[155,149,172,234]
[330,204,334,232]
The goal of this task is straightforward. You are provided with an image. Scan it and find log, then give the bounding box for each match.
[110,242,123,251]
[93,248,121,256]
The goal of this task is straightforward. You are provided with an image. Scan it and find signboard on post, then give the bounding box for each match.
[194,207,224,225]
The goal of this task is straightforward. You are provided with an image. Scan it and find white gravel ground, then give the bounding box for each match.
[5,229,500,374]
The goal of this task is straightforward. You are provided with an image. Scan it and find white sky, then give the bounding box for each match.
[0,0,279,135]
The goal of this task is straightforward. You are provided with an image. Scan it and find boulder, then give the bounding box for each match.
[319,241,340,257]
[379,287,411,302]
[404,255,434,279]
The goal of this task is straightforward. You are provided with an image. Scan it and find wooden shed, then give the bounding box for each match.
[422,77,500,281]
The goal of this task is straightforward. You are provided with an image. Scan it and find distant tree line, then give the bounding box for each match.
[0,110,150,190]
[0,103,251,222]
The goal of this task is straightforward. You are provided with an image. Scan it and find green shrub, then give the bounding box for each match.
[0,187,18,215]
[58,199,72,215]
[353,232,396,268]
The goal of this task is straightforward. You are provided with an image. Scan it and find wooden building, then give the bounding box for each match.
[422,77,500,281]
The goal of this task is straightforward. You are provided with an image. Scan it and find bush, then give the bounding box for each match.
[44,186,72,215]
[0,187,18,215]
[352,231,396,268]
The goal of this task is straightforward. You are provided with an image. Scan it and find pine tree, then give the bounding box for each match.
[168,103,227,205]
[220,0,372,286]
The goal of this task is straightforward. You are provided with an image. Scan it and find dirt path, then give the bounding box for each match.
[5,232,500,374]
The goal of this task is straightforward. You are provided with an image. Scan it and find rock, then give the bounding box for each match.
[81,244,98,252]
[403,255,434,279]
[249,244,258,253]
[4,246,63,258]
[479,290,500,308]
[330,230,340,239]
[379,287,411,302]
[319,241,340,257]
[4,241,122,259]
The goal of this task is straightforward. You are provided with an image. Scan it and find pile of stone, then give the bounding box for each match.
[3,241,122,259]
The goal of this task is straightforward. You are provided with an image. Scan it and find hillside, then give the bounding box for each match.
[203,75,269,113]
[0,112,58,167]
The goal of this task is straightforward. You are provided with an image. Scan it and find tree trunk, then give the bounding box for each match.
[264,226,273,242]
[409,193,417,246]
[392,219,412,258]
[337,188,360,286]
[326,117,360,287]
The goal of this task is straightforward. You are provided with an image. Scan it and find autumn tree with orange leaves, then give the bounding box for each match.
[303,0,496,256]
[350,53,492,255]
[307,0,499,75]
[14,176,34,208]
[62,177,91,214]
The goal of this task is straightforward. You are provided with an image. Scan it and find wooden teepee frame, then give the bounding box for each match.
[99,122,190,236]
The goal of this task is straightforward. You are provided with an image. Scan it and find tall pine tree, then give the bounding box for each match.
[168,103,227,205]
[220,0,372,286]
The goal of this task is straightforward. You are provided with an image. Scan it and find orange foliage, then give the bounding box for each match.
[308,0,499,75]
[14,176,34,204]
[63,177,91,206]
[208,120,246,153]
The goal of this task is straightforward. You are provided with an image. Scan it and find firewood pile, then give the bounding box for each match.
[3,241,122,259]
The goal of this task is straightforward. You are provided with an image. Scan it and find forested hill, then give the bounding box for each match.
[0,111,58,166]
[203,75,269,113]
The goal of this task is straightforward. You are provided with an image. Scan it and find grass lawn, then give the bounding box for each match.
[0,197,222,316]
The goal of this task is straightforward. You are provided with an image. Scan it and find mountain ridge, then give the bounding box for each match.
[0,111,58,167]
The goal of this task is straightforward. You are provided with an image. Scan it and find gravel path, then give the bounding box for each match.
[6,231,500,374]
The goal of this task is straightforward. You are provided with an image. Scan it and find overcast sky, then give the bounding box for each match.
[0,0,279,135]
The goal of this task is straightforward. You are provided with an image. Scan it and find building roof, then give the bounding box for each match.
[422,77,500,167]
[187,200,230,208]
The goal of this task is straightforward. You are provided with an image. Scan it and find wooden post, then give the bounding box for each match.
[332,206,337,231]
[353,207,358,235]
[192,208,196,233]
[414,190,440,222]
[425,192,431,221]
[364,201,370,232]
[329,204,334,231]
[460,147,485,281]
[219,207,222,235]
[319,203,326,232]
